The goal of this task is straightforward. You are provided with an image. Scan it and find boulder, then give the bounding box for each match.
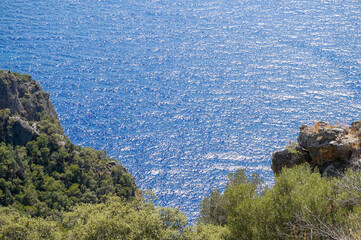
[272,121,361,176]
[271,147,310,175]
[297,123,360,165]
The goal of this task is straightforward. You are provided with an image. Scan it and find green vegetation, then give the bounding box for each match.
[4,70,361,239]
[0,70,32,82]
[0,196,181,239]
[5,160,361,240]
[199,165,361,239]
[285,140,300,154]
[0,115,137,218]
[0,195,231,239]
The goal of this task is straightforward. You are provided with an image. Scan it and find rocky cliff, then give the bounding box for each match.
[0,70,137,216]
[0,70,58,122]
[0,70,63,145]
[272,121,361,176]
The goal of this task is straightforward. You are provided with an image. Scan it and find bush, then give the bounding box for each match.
[197,164,361,239]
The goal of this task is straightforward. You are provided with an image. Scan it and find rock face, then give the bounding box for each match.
[0,116,39,145]
[0,70,138,212]
[0,70,63,145]
[271,147,310,175]
[272,121,361,176]
[0,70,58,122]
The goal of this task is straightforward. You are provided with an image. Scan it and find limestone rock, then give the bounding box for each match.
[271,147,310,175]
[0,70,63,145]
[272,121,361,176]
[1,116,39,145]
[0,70,58,122]
[297,123,359,165]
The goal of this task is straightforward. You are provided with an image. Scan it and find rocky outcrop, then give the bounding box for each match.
[0,116,39,145]
[0,70,64,145]
[0,70,58,122]
[0,70,138,213]
[272,121,361,176]
[271,146,310,175]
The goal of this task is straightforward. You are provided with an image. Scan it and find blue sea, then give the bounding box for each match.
[1,0,361,220]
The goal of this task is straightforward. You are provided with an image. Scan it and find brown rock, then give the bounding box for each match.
[273,121,361,176]
[297,123,359,165]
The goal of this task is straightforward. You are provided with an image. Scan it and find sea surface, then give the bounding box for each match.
[1,0,361,220]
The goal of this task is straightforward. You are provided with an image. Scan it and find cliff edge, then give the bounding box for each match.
[0,70,137,216]
[0,70,64,146]
[0,70,58,122]
[272,121,361,176]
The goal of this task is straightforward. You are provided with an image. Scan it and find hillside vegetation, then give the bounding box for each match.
[199,165,361,239]
[197,121,361,239]
[0,70,226,239]
[0,70,137,217]
[2,70,361,239]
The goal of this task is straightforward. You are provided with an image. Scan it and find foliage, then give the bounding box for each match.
[0,196,229,240]
[0,115,137,218]
[285,140,300,154]
[6,71,33,82]
[0,70,233,239]
[0,207,61,240]
[62,196,186,240]
[199,188,226,226]
[199,164,361,240]
[199,169,263,227]
[5,70,361,239]
[182,224,231,240]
